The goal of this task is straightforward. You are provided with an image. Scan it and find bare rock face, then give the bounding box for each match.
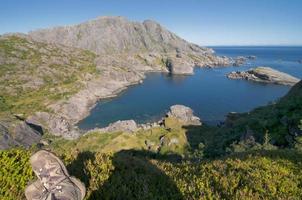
[0,120,43,150]
[227,67,300,86]
[29,16,214,56]
[0,123,18,149]
[167,105,201,125]
[26,112,80,140]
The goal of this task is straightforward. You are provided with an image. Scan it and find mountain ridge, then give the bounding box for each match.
[28,16,213,55]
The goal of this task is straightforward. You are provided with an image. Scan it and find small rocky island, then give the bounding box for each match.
[227,67,300,86]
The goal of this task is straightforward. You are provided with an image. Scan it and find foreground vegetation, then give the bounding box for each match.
[1,148,302,200]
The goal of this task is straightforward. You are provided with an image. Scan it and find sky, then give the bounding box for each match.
[0,0,302,46]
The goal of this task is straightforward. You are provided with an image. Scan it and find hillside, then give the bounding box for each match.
[0,17,230,149]
[29,16,212,55]
[0,35,99,148]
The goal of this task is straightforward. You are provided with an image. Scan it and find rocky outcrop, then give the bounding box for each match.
[0,120,43,150]
[227,67,300,86]
[26,112,80,139]
[95,120,138,133]
[166,57,194,75]
[167,105,202,125]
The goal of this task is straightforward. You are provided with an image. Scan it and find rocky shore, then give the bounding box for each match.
[86,105,201,135]
[227,67,300,86]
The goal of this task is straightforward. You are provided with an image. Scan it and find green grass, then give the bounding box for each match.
[49,118,188,156]
[1,148,302,200]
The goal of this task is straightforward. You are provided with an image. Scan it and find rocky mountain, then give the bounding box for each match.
[0,16,231,149]
[29,16,213,55]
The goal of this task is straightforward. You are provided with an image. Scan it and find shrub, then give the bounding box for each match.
[0,148,34,200]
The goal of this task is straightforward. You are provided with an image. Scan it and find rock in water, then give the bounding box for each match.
[227,67,300,86]
[166,57,194,75]
[167,105,202,125]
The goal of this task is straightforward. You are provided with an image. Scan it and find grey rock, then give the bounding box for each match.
[165,57,194,75]
[27,112,80,139]
[29,16,214,56]
[233,56,247,66]
[0,123,19,149]
[104,120,138,133]
[227,67,300,86]
[0,120,43,149]
[167,105,202,125]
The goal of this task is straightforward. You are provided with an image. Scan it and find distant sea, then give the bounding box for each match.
[78,46,302,129]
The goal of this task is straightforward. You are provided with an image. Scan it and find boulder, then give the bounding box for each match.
[167,105,201,125]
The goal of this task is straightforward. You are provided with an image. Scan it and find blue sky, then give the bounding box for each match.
[1,0,301,46]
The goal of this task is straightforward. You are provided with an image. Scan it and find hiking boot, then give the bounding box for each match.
[29,150,86,200]
[51,177,85,200]
[25,178,85,200]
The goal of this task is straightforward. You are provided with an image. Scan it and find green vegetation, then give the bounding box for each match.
[0,148,34,200]
[49,117,188,156]
[0,35,98,118]
[1,147,302,200]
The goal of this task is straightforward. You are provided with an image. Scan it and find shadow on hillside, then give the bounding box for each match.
[67,150,184,200]
[67,151,95,187]
[182,124,230,157]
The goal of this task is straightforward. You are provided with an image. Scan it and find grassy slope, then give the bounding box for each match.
[48,117,189,155]
[1,113,302,199]
[184,80,302,157]
[0,35,98,119]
